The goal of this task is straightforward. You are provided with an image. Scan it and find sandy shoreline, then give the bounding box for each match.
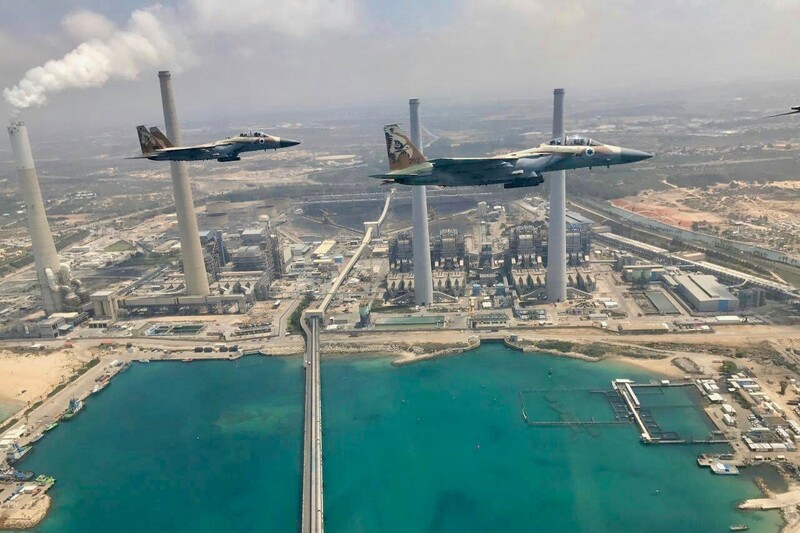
[317,333,710,380]
[0,348,84,407]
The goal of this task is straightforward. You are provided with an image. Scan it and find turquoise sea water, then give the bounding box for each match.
[14,344,783,532]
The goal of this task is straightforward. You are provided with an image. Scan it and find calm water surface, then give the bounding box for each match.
[14,345,782,532]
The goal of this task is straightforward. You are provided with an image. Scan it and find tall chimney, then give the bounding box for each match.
[158,71,209,296]
[7,122,63,314]
[409,98,434,306]
[546,88,567,303]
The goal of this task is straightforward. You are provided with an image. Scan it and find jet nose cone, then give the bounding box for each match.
[619,148,653,164]
[279,138,301,148]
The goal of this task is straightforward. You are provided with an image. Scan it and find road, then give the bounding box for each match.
[300,315,323,533]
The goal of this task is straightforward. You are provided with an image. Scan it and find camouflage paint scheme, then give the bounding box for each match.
[133,126,300,163]
[374,124,652,188]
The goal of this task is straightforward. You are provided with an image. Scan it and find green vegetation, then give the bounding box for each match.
[104,240,136,252]
[720,360,738,374]
[534,340,576,353]
[0,418,18,434]
[288,295,314,336]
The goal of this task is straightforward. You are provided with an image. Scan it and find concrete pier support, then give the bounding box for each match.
[7,122,63,314]
[546,88,567,303]
[158,71,209,296]
[409,98,434,306]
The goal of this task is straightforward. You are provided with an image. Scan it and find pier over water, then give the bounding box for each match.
[300,190,394,532]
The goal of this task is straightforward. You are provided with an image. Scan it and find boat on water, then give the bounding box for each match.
[91,381,109,394]
[30,433,45,443]
[730,525,750,531]
[43,422,58,432]
[5,443,32,463]
[61,398,84,421]
[0,468,34,482]
[34,474,56,486]
[13,470,34,481]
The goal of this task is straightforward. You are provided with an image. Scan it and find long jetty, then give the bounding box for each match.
[613,379,652,442]
[299,189,394,533]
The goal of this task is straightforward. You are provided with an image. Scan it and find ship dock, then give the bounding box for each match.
[520,379,729,446]
[611,379,728,445]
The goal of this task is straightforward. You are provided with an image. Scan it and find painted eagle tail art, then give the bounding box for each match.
[148,127,174,148]
[136,125,170,156]
[384,124,427,171]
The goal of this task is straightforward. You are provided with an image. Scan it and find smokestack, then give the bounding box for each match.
[158,71,209,296]
[546,88,567,303]
[7,122,63,314]
[409,98,434,306]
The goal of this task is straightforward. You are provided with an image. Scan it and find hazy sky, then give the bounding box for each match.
[2,0,799,130]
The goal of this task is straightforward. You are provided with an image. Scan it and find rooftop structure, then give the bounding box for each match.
[312,240,336,259]
[673,273,739,313]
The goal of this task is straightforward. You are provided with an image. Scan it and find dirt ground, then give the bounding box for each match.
[613,180,800,239]
[0,347,84,406]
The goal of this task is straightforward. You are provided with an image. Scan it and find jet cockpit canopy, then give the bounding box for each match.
[239,131,269,137]
[548,135,602,147]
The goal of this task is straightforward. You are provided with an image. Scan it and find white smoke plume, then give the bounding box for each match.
[3,8,176,109]
[3,0,358,111]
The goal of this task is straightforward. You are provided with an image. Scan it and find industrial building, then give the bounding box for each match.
[503,221,590,294]
[738,288,767,309]
[199,230,228,280]
[232,246,269,271]
[431,229,467,271]
[389,231,414,272]
[672,273,739,313]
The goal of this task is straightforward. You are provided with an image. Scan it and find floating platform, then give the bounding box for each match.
[710,462,739,475]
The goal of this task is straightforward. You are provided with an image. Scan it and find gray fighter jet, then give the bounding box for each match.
[765,106,800,118]
[372,124,652,188]
[133,125,300,162]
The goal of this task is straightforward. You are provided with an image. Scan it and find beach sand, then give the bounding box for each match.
[0,347,83,411]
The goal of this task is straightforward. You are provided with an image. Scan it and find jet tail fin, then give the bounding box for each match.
[383,124,426,171]
[149,127,174,148]
[137,125,164,156]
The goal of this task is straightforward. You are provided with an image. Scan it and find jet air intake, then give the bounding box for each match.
[504,173,544,189]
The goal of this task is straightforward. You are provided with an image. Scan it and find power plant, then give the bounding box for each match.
[7,121,86,315]
[409,98,434,306]
[546,88,568,303]
[158,70,210,296]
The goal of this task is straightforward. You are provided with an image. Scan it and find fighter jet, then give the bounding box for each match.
[764,106,800,118]
[372,124,652,188]
[132,126,300,162]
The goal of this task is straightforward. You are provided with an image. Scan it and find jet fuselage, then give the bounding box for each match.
[373,125,652,188]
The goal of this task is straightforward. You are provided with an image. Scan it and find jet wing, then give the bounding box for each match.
[430,157,517,173]
[155,141,239,159]
[156,146,215,158]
